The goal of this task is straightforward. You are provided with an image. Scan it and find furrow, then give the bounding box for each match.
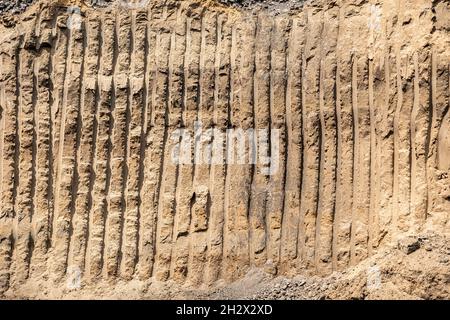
[411,51,430,230]
[205,12,231,284]
[266,15,288,269]
[50,16,84,281]
[0,32,20,294]
[170,3,191,284]
[104,10,132,278]
[298,8,321,271]
[315,6,338,275]
[188,9,216,286]
[333,2,354,271]
[13,18,39,285]
[30,6,54,276]
[280,15,304,271]
[68,16,100,276]
[138,3,161,280]
[121,9,148,279]
[85,13,115,280]
[153,3,177,281]
[223,17,254,280]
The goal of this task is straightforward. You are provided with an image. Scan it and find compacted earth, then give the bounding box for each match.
[0,0,449,300]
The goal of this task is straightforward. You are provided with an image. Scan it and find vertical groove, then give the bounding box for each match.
[349,5,371,264]
[138,3,161,280]
[104,10,132,278]
[350,56,358,265]
[163,3,186,282]
[377,51,396,247]
[350,54,371,265]
[170,3,191,284]
[395,0,412,233]
[68,16,100,276]
[86,13,114,280]
[315,7,338,275]
[434,47,450,227]
[49,14,73,280]
[367,0,377,253]
[392,0,401,237]
[153,3,177,281]
[121,9,147,279]
[372,0,397,248]
[267,15,288,269]
[0,34,20,293]
[331,3,342,271]
[427,47,445,223]
[222,21,237,280]
[238,15,254,279]
[0,41,6,293]
[13,16,40,284]
[411,49,430,229]
[333,3,354,271]
[31,7,54,276]
[136,6,151,280]
[298,8,321,271]
[427,49,437,212]
[50,14,84,281]
[49,14,69,245]
[188,8,215,286]
[280,15,304,271]
[392,48,401,235]
[205,12,230,284]
[368,56,378,251]
[223,17,254,280]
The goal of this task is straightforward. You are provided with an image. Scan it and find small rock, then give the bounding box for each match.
[264,260,278,275]
[439,257,449,264]
[398,236,421,254]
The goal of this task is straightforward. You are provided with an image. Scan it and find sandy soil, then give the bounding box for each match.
[0,0,448,299]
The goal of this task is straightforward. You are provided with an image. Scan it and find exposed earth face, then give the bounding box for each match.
[0,0,449,299]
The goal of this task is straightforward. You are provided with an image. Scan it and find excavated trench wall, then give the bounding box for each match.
[0,0,449,293]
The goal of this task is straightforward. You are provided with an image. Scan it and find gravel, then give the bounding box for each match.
[218,0,307,12]
[0,0,34,15]
[0,0,308,15]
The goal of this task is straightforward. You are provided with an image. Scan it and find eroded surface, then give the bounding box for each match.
[0,0,448,299]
